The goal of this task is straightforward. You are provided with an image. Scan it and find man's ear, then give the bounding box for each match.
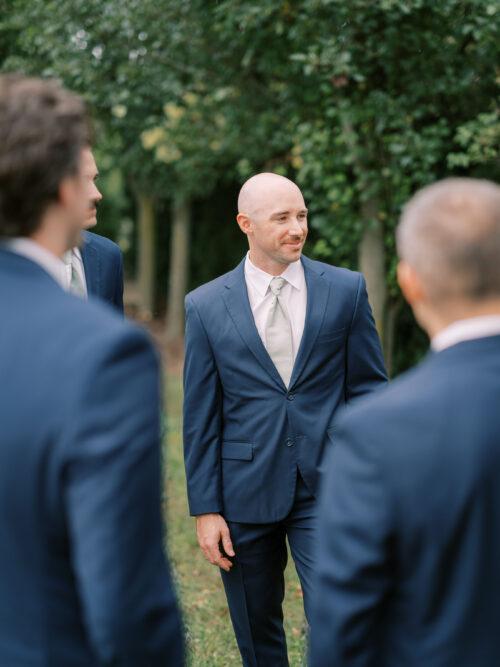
[397,260,426,307]
[236,212,252,235]
[58,174,78,209]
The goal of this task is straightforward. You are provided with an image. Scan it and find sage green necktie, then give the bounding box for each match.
[265,276,294,387]
[64,251,86,298]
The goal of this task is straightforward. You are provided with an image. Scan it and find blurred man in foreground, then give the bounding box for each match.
[310,178,500,667]
[0,74,183,666]
[65,146,125,313]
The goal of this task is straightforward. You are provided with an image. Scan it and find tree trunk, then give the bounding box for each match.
[341,113,389,352]
[383,298,401,378]
[165,194,191,346]
[358,199,387,342]
[136,192,156,319]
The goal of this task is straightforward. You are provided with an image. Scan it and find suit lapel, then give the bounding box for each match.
[80,231,100,297]
[289,257,330,388]
[222,260,287,390]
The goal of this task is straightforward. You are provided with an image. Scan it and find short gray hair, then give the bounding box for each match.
[396,178,500,303]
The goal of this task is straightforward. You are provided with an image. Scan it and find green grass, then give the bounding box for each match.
[163,370,307,666]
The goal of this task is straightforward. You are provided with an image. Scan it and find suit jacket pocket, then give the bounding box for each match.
[316,327,346,344]
[221,441,254,461]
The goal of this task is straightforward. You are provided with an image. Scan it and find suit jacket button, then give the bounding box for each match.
[286,438,293,447]
[287,393,295,401]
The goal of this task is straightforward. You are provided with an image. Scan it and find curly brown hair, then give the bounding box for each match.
[0,74,91,238]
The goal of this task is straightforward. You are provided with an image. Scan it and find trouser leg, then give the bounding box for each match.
[220,521,289,667]
[285,473,319,625]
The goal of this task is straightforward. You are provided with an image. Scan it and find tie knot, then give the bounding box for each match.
[270,276,286,296]
[63,250,73,266]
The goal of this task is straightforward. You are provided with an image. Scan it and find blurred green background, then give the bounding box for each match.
[2,1,498,663]
[2,0,498,374]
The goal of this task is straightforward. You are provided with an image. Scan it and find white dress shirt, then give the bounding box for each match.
[244,253,307,360]
[63,247,88,297]
[4,237,67,288]
[432,315,500,352]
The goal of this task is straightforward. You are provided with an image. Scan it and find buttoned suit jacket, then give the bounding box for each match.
[183,255,387,524]
[310,335,500,667]
[81,230,124,313]
[0,248,183,666]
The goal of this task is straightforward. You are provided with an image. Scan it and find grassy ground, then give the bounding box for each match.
[163,370,307,666]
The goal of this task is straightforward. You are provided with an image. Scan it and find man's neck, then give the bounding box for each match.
[29,213,76,259]
[30,232,66,259]
[248,250,296,277]
[421,299,500,339]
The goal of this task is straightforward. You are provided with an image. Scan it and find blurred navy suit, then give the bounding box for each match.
[0,248,183,666]
[81,230,124,313]
[311,335,500,667]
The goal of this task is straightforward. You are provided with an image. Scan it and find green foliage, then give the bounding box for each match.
[1,0,296,195]
[202,0,499,371]
[2,0,499,372]
[448,111,500,168]
[255,0,499,295]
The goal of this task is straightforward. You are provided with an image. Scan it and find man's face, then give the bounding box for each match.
[62,149,91,250]
[81,147,102,228]
[249,185,308,267]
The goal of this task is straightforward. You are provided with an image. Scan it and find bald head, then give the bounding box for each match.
[238,173,304,219]
[236,172,308,274]
[397,178,500,304]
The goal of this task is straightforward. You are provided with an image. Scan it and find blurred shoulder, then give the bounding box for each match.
[83,230,122,260]
[335,355,439,441]
[302,256,362,290]
[55,289,154,363]
[186,262,243,307]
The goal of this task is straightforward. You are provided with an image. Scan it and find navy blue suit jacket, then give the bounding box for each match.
[0,248,183,666]
[183,256,387,523]
[310,335,500,667]
[81,230,124,313]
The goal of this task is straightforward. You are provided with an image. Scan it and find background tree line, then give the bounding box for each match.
[1,0,498,374]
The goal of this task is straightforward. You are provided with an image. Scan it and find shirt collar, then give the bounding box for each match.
[3,237,66,289]
[244,252,305,297]
[432,315,500,352]
[63,247,83,265]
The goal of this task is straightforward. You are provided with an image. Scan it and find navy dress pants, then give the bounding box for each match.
[220,473,317,667]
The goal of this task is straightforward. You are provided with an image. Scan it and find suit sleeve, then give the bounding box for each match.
[63,328,184,666]
[113,246,124,314]
[183,295,223,516]
[345,274,387,403]
[310,415,395,667]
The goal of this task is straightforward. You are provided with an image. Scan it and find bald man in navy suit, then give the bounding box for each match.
[183,173,387,666]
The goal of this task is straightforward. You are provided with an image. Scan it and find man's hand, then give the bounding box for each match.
[196,513,235,572]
